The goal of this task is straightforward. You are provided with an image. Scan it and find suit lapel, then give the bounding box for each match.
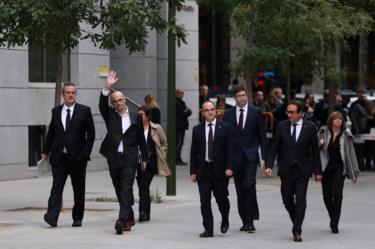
[296,121,307,144]
[287,121,294,145]
[230,107,237,127]
[66,103,79,131]
[243,108,251,131]
[129,109,136,124]
[200,123,206,156]
[56,105,65,132]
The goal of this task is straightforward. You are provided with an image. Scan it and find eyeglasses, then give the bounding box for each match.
[235,94,247,98]
[203,108,215,113]
[285,110,297,115]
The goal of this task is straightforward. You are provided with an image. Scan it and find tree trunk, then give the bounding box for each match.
[286,62,291,102]
[245,64,253,104]
[358,32,368,89]
[327,40,341,114]
[54,48,63,107]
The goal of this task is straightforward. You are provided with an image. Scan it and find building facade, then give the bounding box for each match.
[0,1,199,181]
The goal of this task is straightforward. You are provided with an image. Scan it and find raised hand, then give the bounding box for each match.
[105,70,119,89]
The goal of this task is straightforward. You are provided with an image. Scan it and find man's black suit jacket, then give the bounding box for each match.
[43,103,95,166]
[266,119,322,178]
[223,106,267,166]
[190,121,232,181]
[99,92,148,164]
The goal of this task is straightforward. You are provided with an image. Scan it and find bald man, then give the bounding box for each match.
[99,70,148,235]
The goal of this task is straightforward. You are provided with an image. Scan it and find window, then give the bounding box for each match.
[28,125,46,167]
[28,46,70,82]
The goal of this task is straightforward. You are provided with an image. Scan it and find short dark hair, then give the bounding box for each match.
[62,82,76,92]
[138,105,151,118]
[287,100,304,113]
[232,85,248,96]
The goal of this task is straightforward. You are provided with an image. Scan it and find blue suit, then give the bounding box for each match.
[223,105,267,225]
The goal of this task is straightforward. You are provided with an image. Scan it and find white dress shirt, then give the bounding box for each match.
[290,118,303,142]
[61,104,75,131]
[236,104,248,129]
[102,88,131,152]
[61,104,75,152]
[205,119,216,162]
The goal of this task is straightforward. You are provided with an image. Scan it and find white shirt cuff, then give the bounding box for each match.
[102,88,110,96]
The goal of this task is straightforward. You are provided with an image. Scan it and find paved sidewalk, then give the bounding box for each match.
[0,166,374,249]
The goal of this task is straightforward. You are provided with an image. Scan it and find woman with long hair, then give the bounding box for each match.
[144,94,161,124]
[136,106,171,222]
[318,111,359,233]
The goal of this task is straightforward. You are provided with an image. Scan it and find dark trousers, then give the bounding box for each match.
[136,165,155,215]
[321,168,345,227]
[280,175,309,234]
[176,128,185,162]
[108,153,136,223]
[233,160,259,225]
[197,164,230,233]
[354,142,365,170]
[48,154,87,222]
[365,140,375,169]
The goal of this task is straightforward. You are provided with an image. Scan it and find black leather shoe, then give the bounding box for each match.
[176,160,187,166]
[139,212,150,222]
[72,220,82,227]
[240,224,249,232]
[247,222,256,233]
[330,223,339,234]
[44,213,57,227]
[220,220,229,233]
[199,230,213,238]
[115,220,124,235]
[293,233,303,242]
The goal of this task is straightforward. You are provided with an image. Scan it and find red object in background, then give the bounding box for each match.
[257,71,266,87]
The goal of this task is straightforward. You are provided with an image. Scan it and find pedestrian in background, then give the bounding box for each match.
[176,88,192,165]
[136,105,171,222]
[144,94,161,124]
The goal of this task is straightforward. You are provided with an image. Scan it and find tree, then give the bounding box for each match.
[198,0,373,101]
[0,0,186,106]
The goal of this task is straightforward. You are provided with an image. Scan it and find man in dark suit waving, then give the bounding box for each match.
[190,101,233,238]
[99,70,148,235]
[265,100,322,242]
[42,82,95,228]
[223,85,267,233]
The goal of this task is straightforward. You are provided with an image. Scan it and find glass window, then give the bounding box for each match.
[28,46,70,82]
[28,125,46,167]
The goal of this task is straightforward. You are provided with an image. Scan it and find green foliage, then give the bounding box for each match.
[199,0,374,85]
[0,0,187,53]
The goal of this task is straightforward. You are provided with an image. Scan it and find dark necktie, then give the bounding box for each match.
[66,108,71,131]
[239,109,244,130]
[292,123,297,143]
[208,123,213,162]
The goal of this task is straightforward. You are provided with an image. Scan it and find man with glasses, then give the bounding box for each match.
[190,101,233,238]
[223,85,267,233]
[265,101,322,242]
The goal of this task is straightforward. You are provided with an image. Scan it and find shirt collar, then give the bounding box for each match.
[205,118,216,127]
[236,104,248,112]
[293,118,303,126]
[63,103,75,112]
[116,107,129,117]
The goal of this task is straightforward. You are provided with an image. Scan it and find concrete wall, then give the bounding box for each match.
[0,1,199,180]
[0,40,110,180]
